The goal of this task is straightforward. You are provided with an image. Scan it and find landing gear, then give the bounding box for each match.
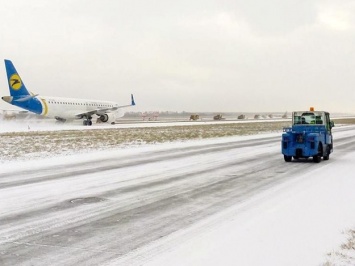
[83,116,93,126]
[55,116,67,123]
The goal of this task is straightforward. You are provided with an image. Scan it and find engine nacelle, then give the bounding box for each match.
[98,113,116,124]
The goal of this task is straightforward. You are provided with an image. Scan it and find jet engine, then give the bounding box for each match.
[98,113,116,124]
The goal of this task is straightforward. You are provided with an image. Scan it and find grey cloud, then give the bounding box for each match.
[0,0,354,113]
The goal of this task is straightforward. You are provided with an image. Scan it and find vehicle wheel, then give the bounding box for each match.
[284,155,292,162]
[323,146,330,160]
[313,155,321,163]
[313,143,322,163]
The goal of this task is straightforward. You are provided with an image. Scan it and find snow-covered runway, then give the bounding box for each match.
[0,126,355,265]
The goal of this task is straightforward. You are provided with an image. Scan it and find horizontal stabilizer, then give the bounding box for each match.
[13,94,39,102]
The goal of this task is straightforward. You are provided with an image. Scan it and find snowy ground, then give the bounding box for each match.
[0,120,354,265]
[138,150,355,266]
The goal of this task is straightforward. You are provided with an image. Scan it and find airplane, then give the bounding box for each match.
[1,59,135,125]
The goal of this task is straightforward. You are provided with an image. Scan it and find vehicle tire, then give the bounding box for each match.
[323,146,330,160]
[313,143,322,163]
[313,155,321,163]
[284,155,292,162]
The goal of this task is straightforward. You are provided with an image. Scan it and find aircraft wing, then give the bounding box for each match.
[75,94,135,118]
[75,106,118,118]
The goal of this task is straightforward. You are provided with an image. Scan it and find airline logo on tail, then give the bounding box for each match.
[10,74,22,90]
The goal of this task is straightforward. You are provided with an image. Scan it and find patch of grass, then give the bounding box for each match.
[0,121,290,161]
[333,118,355,125]
[323,229,355,266]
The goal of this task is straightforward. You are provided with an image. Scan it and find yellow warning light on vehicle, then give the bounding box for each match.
[310,107,315,111]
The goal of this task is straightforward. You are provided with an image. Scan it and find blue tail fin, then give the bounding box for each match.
[4,59,31,97]
[131,94,136,106]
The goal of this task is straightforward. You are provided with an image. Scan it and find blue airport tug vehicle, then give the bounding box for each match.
[282,107,334,163]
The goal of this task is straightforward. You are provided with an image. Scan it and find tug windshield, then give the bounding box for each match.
[293,111,326,125]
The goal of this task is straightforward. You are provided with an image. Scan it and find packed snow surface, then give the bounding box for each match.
[0,120,354,266]
[138,151,355,266]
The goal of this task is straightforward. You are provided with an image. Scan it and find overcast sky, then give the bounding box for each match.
[1,0,355,113]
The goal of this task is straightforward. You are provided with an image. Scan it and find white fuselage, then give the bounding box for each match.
[39,96,120,119]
